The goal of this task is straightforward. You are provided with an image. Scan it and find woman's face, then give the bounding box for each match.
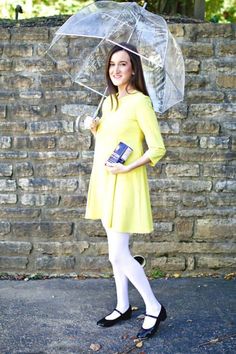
[109,50,133,91]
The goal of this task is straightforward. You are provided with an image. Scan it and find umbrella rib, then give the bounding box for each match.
[76,81,107,98]
[105,39,160,66]
[127,2,147,42]
[45,48,77,84]
[102,12,134,27]
[165,69,184,97]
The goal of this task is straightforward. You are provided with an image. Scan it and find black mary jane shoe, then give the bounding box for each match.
[137,305,167,339]
[97,306,132,327]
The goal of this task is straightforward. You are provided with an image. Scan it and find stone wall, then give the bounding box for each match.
[0,22,235,276]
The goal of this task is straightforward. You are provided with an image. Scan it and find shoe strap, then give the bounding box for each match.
[114,308,122,315]
[145,313,158,319]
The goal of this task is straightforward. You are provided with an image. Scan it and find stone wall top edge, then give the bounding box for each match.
[0,23,234,43]
[182,23,234,28]
[0,22,234,29]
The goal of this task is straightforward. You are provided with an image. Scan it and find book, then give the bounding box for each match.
[106,142,133,164]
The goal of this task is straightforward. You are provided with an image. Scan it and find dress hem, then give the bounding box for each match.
[84,216,153,234]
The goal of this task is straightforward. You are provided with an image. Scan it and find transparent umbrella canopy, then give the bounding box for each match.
[46,1,185,114]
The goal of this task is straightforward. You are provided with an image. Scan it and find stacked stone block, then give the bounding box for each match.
[0,22,235,276]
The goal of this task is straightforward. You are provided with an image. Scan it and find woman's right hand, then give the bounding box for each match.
[84,116,100,135]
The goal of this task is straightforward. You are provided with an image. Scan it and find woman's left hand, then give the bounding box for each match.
[105,162,130,174]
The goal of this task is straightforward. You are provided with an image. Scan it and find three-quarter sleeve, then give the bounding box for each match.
[135,95,166,166]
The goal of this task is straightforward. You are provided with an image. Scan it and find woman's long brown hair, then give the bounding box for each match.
[105,42,149,110]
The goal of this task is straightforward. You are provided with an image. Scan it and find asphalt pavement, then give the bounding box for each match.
[0,276,235,354]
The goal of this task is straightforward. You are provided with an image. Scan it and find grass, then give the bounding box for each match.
[150,268,166,279]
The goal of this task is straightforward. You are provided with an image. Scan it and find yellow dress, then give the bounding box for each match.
[85,91,166,233]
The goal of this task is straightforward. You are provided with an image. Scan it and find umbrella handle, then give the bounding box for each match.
[75,87,107,132]
[92,87,108,119]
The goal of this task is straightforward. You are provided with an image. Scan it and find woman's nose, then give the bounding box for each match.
[114,65,120,73]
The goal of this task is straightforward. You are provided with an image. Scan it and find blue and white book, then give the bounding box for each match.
[106,142,133,164]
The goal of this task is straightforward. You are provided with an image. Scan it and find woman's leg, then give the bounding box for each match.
[105,231,129,320]
[106,228,161,329]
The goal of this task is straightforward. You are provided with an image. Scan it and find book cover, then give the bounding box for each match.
[106,142,133,164]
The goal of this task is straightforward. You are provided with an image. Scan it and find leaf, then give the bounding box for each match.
[137,314,145,320]
[132,306,139,311]
[173,273,181,278]
[135,341,143,348]
[224,272,236,280]
[89,343,101,351]
[121,334,129,340]
[198,333,236,347]
[209,339,219,344]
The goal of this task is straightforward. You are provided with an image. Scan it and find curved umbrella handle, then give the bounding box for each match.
[75,87,107,132]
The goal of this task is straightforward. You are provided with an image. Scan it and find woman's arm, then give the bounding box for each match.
[106,95,166,175]
[106,152,151,174]
[136,96,166,166]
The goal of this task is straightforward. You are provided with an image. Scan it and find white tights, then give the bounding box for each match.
[105,228,161,329]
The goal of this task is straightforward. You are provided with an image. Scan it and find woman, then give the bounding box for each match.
[85,42,167,339]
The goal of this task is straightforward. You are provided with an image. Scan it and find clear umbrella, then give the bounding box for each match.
[46,1,185,115]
